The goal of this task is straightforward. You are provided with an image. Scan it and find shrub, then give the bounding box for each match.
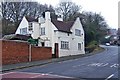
[85,41,98,53]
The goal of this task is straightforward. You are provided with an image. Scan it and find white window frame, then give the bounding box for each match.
[20,28,27,35]
[41,27,45,35]
[28,23,33,31]
[61,41,69,49]
[75,29,81,36]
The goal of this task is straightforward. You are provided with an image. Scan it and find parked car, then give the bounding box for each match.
[105,43,110,46]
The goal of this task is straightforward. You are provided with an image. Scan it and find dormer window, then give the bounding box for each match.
[75,29,81,36]
[28,23,33,31]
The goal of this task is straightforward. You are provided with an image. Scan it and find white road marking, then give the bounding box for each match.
[31,73,73,78]
[105,74,114,80]
[87,63,119,68]
[72,64,85,68]
[102,63,109,67]
[110,64,119,68]
[87,63,105,67]
[46,73,73,78]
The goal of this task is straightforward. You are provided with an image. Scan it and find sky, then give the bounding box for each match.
[36,0,119,29]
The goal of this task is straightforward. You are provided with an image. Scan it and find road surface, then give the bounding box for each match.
[2,45,119,80]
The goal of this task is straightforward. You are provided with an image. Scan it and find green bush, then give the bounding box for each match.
[88,40,98,46]
[85,41,99,53]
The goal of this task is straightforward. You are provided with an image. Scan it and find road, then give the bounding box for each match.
[2,45,119,80]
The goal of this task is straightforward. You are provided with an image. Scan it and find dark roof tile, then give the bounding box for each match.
[25,16,38,22]
[51,20,74,33]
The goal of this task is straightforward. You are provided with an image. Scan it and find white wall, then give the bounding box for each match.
[70,17,85,54]
[54,31,71,57]
[31,22,40,39]
[40,19,58,51]
[54,17,85,57]
[15,16,40,39]
[15,16,29,34]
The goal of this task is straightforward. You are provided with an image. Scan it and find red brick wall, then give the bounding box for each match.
[31,46,52,61]
[2,40,52,65]
[2,40,29,65]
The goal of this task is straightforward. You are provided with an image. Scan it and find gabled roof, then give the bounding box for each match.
[25,16,38,22]
[51,20,74,33]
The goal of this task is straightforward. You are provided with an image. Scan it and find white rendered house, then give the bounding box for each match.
[15,11,85,57]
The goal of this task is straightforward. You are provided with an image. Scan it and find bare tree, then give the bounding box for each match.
[56,1,81,21]
[1,1,55,36]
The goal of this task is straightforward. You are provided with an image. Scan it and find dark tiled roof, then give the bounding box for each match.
[51,20,74,33]
[3,34,32,41]
[25,16,38,22]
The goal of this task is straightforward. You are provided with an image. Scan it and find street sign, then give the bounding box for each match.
[28,38,38,45]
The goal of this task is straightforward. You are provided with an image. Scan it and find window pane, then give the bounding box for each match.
[20,28,27,35]
[29,23,33,31]
[61,41,69,49]
[78,43,81,50]
[41,27,45,35]
[75,29,81,36]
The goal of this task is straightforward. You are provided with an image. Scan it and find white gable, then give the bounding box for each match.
[70,17,84,34]
[15,16,29,34]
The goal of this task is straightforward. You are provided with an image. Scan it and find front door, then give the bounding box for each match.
[54,43,59,58]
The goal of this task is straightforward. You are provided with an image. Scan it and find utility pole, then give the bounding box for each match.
[29,44,32,62]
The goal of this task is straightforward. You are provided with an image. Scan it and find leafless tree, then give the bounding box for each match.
[56,1,81,21]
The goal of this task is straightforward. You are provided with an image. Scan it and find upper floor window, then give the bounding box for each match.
[75,29,81,36]
[28,23,33,31]
[20,28,27,35]
[61,41,69,49]
[41,27,45,35]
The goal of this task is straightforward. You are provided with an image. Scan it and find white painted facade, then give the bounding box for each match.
[15,16,40,39]
[15,11,85,57]
[15,16,29,35]
[52,18,85,57]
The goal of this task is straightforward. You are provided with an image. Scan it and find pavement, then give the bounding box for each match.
[1,47,104,73]
[1,72,77,80]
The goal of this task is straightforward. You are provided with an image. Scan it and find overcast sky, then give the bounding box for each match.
[36,0,119,29]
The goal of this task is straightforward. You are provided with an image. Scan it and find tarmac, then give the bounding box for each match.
[1,48,104,73]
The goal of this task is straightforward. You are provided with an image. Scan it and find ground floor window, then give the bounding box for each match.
[78,43,82,50]
[61,41,69,49]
